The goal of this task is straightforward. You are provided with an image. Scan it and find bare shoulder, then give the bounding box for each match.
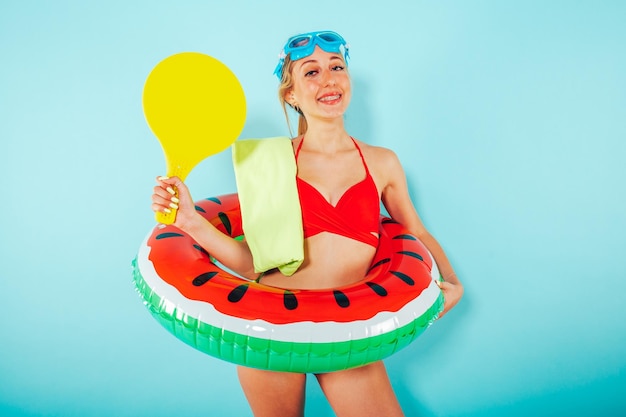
[353,138,402,173]
[352,138,405,191]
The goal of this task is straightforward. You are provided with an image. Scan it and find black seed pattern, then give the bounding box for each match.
[228,284,249,302]
[368,258,391,273]
[398,251,424,261]
[193,244,210,258]
[192,272,218,286]
[283,291,298,310]
[366,282,388,296]
[218,212,232,235]
[333,290,350,308]
[156,232,184,239]
[195,205,206,213]
[393,234,417,241]
[391,271,415,286]
[205,197,222,204]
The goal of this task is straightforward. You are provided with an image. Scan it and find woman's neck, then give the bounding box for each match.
[300,120,351,153]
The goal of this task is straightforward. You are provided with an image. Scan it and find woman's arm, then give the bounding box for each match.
[152,176,257,280]
[377,149,463,317]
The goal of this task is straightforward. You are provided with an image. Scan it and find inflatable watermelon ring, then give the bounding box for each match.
[132,193,444,373]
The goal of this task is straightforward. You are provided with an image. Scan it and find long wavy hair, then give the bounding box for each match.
[277,55,307,137]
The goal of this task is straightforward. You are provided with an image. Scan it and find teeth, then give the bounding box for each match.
[319,95,340,102]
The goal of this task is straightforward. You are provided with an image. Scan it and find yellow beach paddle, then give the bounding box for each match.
[143,52,246,224]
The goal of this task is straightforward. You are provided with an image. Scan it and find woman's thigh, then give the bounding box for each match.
[237,366,306,417]
[315,361,404,417]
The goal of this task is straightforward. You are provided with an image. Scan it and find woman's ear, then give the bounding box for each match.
[284,90,295,106]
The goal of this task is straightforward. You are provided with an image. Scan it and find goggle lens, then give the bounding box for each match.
[287,32,342,49]
[289,36,312,49]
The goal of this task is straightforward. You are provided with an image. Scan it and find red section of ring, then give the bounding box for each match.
[147,194,433,324]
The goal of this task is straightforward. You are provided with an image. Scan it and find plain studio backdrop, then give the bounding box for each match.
[1,1,624,416]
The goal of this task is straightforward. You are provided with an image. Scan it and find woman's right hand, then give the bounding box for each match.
[151,176,256,279]
[151,176,198,230]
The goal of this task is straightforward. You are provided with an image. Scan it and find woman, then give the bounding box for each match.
[152,30,463,417]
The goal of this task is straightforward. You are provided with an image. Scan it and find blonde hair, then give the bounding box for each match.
[277,55,308,137]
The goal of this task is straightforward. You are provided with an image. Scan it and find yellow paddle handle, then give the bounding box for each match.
[154,162,190,225]
[155,190,179,225]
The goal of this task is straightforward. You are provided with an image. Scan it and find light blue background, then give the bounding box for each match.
[1,1,625,416]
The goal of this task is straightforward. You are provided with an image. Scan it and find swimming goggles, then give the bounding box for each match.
[273,31,350,79]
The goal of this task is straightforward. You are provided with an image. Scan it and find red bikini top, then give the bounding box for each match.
[295,137,380,247]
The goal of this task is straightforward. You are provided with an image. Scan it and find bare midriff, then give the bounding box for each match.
[258,232,377,290]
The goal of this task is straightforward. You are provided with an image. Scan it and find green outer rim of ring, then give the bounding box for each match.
[132,257,444,373]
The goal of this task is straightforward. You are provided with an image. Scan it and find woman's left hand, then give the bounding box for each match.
[436,280,464,318]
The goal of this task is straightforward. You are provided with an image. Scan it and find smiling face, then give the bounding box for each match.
[286,46,352,123]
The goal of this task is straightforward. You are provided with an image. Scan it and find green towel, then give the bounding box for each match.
[232,137,304,276]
